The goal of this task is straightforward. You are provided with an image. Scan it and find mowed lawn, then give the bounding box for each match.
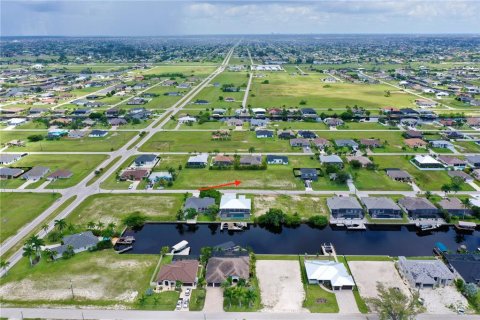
[252,194,330,218]
[6,154,108,189]
[0,251,158,308]
[135,64,217,77]
[0,192,61,243]
[139,131,293,153]
[1,131,138,152]
[249,72,417,109]
[193,71,248,109]
[372,155,474,191]
[347,165,412,191]
[67,193,183,226]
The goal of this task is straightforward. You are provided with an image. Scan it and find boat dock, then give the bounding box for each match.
[171,240,189,254]
[220,222,247,231]
[454,221,476,232]
[321,242,338,262]
[115,236,135,245]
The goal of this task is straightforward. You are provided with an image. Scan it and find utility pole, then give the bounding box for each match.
[70,279,74,299]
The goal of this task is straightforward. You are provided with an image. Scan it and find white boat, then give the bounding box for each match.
[171,240,189,254]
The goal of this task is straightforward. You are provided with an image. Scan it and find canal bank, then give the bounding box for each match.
[122,223,480,256]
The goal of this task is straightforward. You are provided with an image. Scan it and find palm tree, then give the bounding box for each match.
[23,244,35,266]
[27,235,44,257]
[96,221,105,230]
[107,222,116,230]
[42,248,57,262]
[54,219,67,232]
[0,260,10,276]
[41,224,49,234]
[87,221,96,230]
[224,287,234,308]
[234,287,245,307]
[245,289,257,308]
[461,198,472,219]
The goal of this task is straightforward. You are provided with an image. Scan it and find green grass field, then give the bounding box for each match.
[252,194,330,218]
[0,192,61,243]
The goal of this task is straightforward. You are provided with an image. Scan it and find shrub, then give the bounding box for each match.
[308,215,328,228]
[122,212,147,229]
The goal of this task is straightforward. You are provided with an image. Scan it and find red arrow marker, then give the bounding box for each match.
[198,180,241,191]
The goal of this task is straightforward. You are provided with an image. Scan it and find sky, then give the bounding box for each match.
[1,0,479,36]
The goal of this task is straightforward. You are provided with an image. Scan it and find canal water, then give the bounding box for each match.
[123,223,480,256]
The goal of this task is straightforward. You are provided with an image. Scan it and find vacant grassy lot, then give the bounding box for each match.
[7,154,108,189]
[0,192,61,243]
[1,131,137,152]
[135,65,216,77]
[253,194,329,218]
[66,193,183,226]
[348,166,412,191]
[454,141,480,153]
[193,71,247,109]
[140,131,292,153]
[0,251,158,308]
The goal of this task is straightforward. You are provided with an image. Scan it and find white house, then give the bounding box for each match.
[178,116,197,124]
[7,118,27,126]
[219,194,251,219]
[411,155,445,170]
[304,260,355,290]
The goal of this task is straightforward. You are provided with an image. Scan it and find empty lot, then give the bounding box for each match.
[256,259,306,313]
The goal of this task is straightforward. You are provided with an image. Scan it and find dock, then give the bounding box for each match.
[115,246,133,254]
[171,240,189,254]
[220,222,247,231]
[115,236,135,245]
[321,242,338,262]
[454,221,476,232]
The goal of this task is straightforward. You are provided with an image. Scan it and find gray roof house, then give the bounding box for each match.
[0,167,24,179]
[205,254,250,286]
[186,153,209,168]
[134,154,158,167]
[299,168,318,181]
[0,154,23,165]
[239,155,262,166]
[21,166,49,181]
[397,197,439,219]
[335,139,359,149]
[397,256,454,288]
[466,155,480,168]
[386,169,412,182]
[327,196,364,219]
[319,155,343,168]
[361,197,402,219]
[184,197,215,213]
[437,198,472,217]
[53,231,99,259]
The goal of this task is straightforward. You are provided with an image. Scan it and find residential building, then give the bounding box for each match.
[186,154,209,168]
[299,168,318,181]
[256,130,274,138]
[0,167,24,179]
[312,138,329,149]
[184,197,216,213]
[466,155,480,168]
[360,138,382,148]
[430,140,453,149]
[405,130,423,139]
[239,155,262,166]
[148,171,173,182]
[327,196,364,219]
[290,138,310,148]
[298,130,317,139]
[212,155,234,167]
[324,118,344,127]
[120,168,149,181]
[266,155,288,165]
[89,130,108,138]
[335,139,359,150]
[134,154,158,167]
[205,253,250,287]
[319,155,343,168]
[386,169,412,182]
[0,154,23,165]
[47,169,73,180]
[53,231,99,260]
[437,156,466,170]
[437,198,472,217]
[397,256,454,288]
[444,254,480,285]
[398,197,439,219]
[21,166,49,181]
[157,259,199,287]
[278,130,296,140]
[411,155,445,170]
[447,171,473,183]
[404,138,427,148]
[361,197,402,219]
[346,156,372,167]
[304,260,355,290]
[219,194,251,219]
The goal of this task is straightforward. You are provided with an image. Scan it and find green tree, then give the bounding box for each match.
[122,212,147,229]
[22,244,36,266]
[308,215,328,228]
[245,289,257,308]
[441,184,451,195]
[27,134,44,142]
[367,283,422,320]
[0,260,10,276]
[54,218,67,232]
[256,208,286,227]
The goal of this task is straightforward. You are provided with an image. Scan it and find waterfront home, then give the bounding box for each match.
[299,168,318,181]
[386,169,412,182]
[186,154,209,168]
[398,197,439,219]
[437,198,472,217]
[466,155,480,168]
[148,171,173,183]
[324,118,344,127]
[120,168,149,181]
[411,155,445,170]
[239,155,262,166]
[447,171,473,183]
[0,167,24,179]
[256,130,274,138]
[157,259,199,287]
[404,138,427,148]
[21,166,49,181]
[397,256,453,288]
[437,156,467,170]
[266,155,288,165]
[334,139,358,150]
[312,138,330,149]
[53,231,99,260]
[319,155,343,168]
[219,194,251,219]
[298,130,317,139]
[346,156,372,168]
[327,196,364,219]
[444,254,480,285]
[304,260,355,290]
[134,154,158,167]
[206,253,250,287]
[290,138,310,148]
[361,197,402,219]
[47,169,73,181]
[0,153,23,165]
[184,197,216,213]
[89,130,108,138]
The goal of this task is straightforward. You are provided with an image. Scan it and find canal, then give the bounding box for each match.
[123,223,480,256]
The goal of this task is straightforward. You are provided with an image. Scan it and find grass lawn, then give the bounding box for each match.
[7,154,108,189]
[223,277,262,312]
[66,193,183,226]
[348,167,412,191]
[100,155,137,190]
[0,192,61,243]
[86,156,122,187]
[0,251,158,308]
[139,131,292,153]
[454,141,480,153]
[138,291,180,310]
[1,131,137,152]
[252,194,329,218]
[189,288,206,311]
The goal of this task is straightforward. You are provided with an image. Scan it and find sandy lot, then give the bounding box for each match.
[349,261,410,298]
[419,286,468,314]
[256,260,306,313]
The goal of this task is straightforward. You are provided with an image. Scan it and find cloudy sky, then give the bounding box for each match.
[1,0,479,36]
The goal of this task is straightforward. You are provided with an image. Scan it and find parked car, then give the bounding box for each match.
[176,298,183,310]
[183,299,189,309]
[185,288,191,296]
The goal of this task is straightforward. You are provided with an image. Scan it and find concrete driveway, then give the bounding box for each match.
[203,287,223,312]
[335,290,359,314]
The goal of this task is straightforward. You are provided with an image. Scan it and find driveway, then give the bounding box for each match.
[256,260,306,313]
[335,290,359,314]
[203,287,223,312]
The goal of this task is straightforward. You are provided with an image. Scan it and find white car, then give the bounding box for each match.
[183,299,189,309]
[128,184,134,190]
[185,288,191,296]
[176,299,183,310]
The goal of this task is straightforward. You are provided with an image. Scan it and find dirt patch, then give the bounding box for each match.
[256,260,306,313]
[419,286,468,314]
[254,195,277,216]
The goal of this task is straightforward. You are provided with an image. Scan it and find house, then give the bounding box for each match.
[129,107,151,120]
[299,168,318,181]
[226,119,244,127]
[437,156,466,170]
[361,197,402,219]
[134,154,158,167]
[71,109,91,117]
[386,169,412,182]
[397,256,453,288]
[319,155,343,168]
[250,119,269,127]
[300,108,317,118]
[405,130,423,139]
[53,231,99,260]
[212,155,234,167]
[48,129,68,138]
[120,168,149,181]
[266,155,288,165]
[163,80,178,87]
[327,196,363,219]
[360,138,382,148]
[304,260,355,290]
[0,154,23,165]
[430,140,453,149]
[298,130,317,139]
[346,156,372,167]
[7,118,27,126]
[194,99,209,105]
[437,198,472,217]
[398,197,439,219]
[178,116,197,124]
[184,197,215,213]
[68,130,88,139]
[256,130,274,138]
[278,130,296,140]
[404,138,427,148]
[89,130,108,138]
[105,107,119,117]
[411,155,445,170]
[219,194,251,219]
[21,166,49,181]
[324,118,344,127]
[239,155,262,166]
[447,171,473,183]
[186,154,209,168]
[0,167,24,179]
[108,118,127,126]
[290,138,310,148]
[312,138,329,149]
[157,259,199,287]
[335,139,358,150]
[206,253,250,287]
[466,155,480,168]
[148,171,173,182]
[252,108,266,117]
[47,169,73,180]
[444,254,480,285]
[466,118,480,128]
